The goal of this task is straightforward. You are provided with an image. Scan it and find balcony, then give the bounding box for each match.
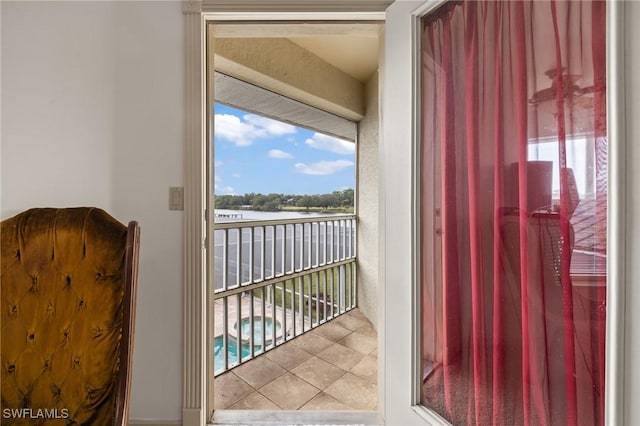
[213,214,357,372]
[212,215,376,410]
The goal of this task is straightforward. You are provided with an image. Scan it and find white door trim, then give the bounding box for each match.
[182,4,386,426]
[607,1,627,424]
[183,6,207,426]
[382,1,437,424]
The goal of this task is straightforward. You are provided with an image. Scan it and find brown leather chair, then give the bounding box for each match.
[1,208,140,425]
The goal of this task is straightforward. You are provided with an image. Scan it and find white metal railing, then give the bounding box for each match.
[213,215,356,375]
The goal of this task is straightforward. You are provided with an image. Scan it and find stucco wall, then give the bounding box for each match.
[357,71,380,329]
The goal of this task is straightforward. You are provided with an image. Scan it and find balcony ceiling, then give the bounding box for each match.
[213,22,383,84]
[212,22,382,120]
[288,35,379,83]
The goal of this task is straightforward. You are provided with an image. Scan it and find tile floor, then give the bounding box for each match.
[214,308,377,411]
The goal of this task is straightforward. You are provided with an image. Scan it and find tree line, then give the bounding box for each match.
[215,189,354,212]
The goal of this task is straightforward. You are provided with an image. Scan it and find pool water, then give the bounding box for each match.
[214,335,248,372]
[235,316,282,346]
[214,316,282,373]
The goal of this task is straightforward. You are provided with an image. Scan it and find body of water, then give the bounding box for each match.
[214,209,349,223]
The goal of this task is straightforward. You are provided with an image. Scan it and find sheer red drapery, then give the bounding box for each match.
[420,2,607,425]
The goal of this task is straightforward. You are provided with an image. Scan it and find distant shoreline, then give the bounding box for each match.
[218,206,354,215]
[214,189,354,214]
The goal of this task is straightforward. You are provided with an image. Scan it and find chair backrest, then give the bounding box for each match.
[1,208,139,426]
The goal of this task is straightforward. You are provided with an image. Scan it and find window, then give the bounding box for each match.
[528,136,596,200]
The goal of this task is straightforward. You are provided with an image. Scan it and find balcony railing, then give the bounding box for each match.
[213,215,357,375]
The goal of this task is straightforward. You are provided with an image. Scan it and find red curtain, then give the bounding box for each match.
[420,2,607,425]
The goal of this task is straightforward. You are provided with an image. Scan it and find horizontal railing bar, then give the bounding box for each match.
[213,215,356,230]
[213,258,355,300]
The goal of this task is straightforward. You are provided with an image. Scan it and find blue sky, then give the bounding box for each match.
[214,103,356,196]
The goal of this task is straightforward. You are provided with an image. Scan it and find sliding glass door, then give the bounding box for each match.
[419,2,607,425]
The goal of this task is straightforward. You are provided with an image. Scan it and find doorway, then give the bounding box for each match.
[204,16,384,424]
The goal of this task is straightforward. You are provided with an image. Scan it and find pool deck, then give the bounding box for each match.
[214,308,378,411]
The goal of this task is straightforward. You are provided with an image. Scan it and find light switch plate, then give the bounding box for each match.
[169,187,184,211]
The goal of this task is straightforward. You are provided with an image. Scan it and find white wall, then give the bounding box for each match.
[1,2,184,422]
[111,2,183,423]
[1,1,117,215]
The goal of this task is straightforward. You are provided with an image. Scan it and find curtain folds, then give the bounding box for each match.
[420,2,607,425]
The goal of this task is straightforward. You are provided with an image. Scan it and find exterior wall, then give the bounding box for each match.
[0,2,184,422]
[357,71,380,329]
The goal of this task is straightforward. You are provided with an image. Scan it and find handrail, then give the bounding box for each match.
[213,258,355,299]
[213,213,356,230]
[213,215,357,293]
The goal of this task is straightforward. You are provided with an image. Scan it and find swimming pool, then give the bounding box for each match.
[214,335,248,372]
[214,316,282,373]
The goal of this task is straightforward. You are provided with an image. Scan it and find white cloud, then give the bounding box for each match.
[304,133,355,155]
[215,160,224,167]
[215,175,222,183]
[215,183,235,195]
[215,114,264,147]
[244,114,296,136]
[232,173,241,178]
[268,149,293,159]
[215,113,297,147]
[294,160,354,176]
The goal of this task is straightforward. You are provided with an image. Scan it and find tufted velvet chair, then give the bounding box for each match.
[1,208,140,426]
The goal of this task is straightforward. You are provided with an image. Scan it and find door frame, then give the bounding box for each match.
[382,1,447,424]
[182,4,386,425]
[382,0,626,425]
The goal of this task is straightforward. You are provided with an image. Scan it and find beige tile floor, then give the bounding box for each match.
[214,308,377,411]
